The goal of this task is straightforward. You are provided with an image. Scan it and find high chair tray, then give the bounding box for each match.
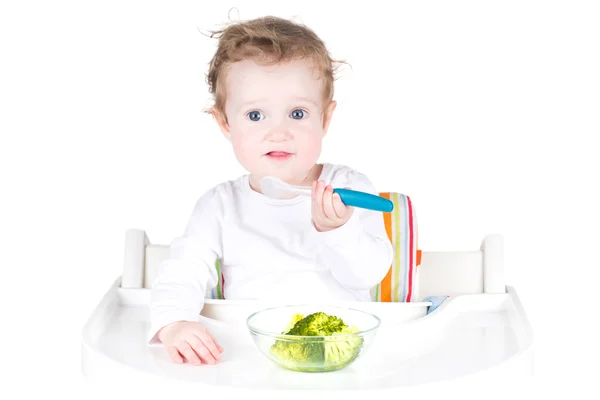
[81,277,533,393]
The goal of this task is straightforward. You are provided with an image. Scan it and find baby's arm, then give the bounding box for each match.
[148,188,223,345]
[312,170,393,290]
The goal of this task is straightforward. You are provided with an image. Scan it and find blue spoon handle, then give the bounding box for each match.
[333,188,394,212]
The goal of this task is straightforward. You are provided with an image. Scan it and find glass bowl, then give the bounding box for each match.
[246,304,380,372]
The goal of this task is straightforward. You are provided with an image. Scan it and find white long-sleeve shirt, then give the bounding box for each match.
[148,163,393,343]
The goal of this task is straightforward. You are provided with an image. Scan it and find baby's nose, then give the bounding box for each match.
[264,124,292,142]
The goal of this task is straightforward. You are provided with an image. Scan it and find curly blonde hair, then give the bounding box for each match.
[204,15,346,119]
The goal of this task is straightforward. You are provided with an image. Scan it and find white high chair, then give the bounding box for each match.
[81,192,534,393]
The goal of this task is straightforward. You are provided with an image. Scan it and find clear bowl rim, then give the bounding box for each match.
[245,304,381,339]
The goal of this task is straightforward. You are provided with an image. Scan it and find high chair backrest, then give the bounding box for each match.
[124,192,505,301]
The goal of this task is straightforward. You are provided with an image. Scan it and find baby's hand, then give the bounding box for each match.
[157,321,224,366]
[311,180,354,232]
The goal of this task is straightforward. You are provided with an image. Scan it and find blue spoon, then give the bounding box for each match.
[260,176,393,212]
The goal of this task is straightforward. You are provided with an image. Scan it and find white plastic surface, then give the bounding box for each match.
[121,229,148,288]
[83,232,532,393]
[482,234,506,293]
[81,279,533,393]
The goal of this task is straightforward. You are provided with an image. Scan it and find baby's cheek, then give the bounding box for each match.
[232,136,258,165]
[298,131,323,162]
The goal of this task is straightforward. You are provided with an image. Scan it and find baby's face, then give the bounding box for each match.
[216,58,335,187]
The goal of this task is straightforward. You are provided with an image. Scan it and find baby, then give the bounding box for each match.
[148,16,393,366]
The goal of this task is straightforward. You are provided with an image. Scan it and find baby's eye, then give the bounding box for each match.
[247,111,264,122]
[290,109,306,120]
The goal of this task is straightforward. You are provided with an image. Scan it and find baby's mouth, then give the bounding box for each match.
[265,151,293,160]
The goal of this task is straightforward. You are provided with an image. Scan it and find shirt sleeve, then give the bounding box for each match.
[147,188,223,344]
[313,170,394,290]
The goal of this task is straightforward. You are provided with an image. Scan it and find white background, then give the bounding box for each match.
[1,1,598,398]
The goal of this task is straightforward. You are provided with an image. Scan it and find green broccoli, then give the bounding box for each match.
[270,335,325,368]
[323,326,363,368]
[285,312,347,336]
[269,312,364,372]
[282,313,304,333]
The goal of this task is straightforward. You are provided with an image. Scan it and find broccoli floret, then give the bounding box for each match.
[323,326,363,369]
[270,336,325,369]
[286,312,347,336]
[282,313,305,333]
[269,312,364,372]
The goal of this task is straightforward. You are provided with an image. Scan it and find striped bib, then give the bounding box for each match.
[371,193,420,302]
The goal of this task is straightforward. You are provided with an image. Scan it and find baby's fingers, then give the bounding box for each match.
[312,180,324,214]
[166,345,183,364]
[188,335,217,364]
[196,332,222,361]
[332,192,347,219]
[322,185,337,220]
[176,341,202,366]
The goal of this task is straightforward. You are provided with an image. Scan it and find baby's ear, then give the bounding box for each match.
[322,100,337,135]
[212,109,231,141]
